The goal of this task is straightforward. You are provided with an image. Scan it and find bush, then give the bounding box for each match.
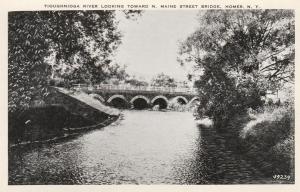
[238,105,294,176]
[168,99,187,112]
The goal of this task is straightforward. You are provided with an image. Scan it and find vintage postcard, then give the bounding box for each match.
[0,0,299,191]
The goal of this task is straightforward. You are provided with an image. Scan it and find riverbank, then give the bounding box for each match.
[196,105,294,184]
[8,105,119,148]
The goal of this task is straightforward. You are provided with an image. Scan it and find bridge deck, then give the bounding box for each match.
[73,84,198,95]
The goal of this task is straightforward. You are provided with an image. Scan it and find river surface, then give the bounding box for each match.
[9,110,204,184]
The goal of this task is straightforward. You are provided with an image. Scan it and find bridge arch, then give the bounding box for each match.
[130,95,150,110]
[89,93,105,103]
[172,96,188,105]
[188,96,200,105]
[151,95,169,109]
[107,95,128,109]
[107,95,127,103]
[130,95,150,104]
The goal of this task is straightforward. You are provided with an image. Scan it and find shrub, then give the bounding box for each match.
[168,99,187,112]
[239,105,294,176]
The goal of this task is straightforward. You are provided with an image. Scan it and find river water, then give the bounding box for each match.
[9,110,205,184]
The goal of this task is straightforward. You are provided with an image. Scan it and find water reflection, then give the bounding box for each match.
[9,110,201,184]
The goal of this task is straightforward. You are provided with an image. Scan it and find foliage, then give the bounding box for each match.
[151,73,177,87]
[109,64,130,81]
[102,64,130,85]
[177,80,190,88]
[9,12,50,111]
[8,10,141,112]
[125,78,149,86]
[239,104,294,176]
[178,10,295,127]
[168,100,187,112]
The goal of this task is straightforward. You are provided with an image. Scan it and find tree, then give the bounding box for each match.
[178,10,294,128]
[125,77,149,87]
[106,64,130,82]
[8,10,141,112]
[151,73,177,87]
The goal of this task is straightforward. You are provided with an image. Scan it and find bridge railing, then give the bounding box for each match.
[73,83,197,94]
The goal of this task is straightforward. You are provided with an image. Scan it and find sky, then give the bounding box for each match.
[114,10,199,81]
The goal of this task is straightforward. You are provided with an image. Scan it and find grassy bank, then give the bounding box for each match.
[8,105,117,147]
[198,103,294,183]
[238,105,294,179]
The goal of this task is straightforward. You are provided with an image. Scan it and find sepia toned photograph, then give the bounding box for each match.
[8,9,295,185]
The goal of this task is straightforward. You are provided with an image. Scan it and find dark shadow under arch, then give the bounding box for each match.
[109,97,127,109]
[132,98,148,110]
[152,98,168,109]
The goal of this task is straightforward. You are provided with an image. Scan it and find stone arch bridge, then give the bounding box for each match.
[74,84,200,110]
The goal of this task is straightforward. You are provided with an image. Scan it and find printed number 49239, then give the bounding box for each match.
[273,175,291,180]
